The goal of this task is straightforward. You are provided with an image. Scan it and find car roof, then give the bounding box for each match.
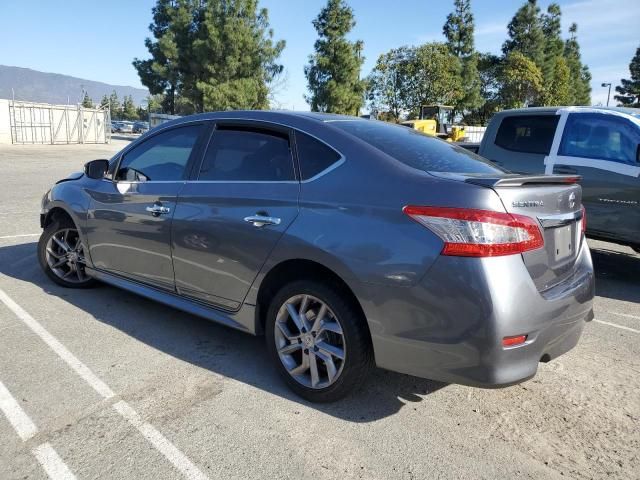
[159,110,368,128]
[498,106,640,117]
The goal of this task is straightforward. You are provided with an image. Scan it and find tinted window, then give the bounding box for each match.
[495,115,559,154]
[199,127,294,181]
[331,120,503,174]
[116,125,203,181]
[295,131,342,179]
[559,113,640,164]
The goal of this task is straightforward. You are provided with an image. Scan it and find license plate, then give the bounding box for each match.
[553,225,574,260]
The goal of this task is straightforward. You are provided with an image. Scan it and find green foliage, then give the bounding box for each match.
[121,95,139,121]
[540,3,563,86]
[108,91,121,119]
[500,51,543,108]
[615,45,640,107]
[368,43,462,120]
[542,56,571,105]
[305,0,366,114]
[366,47,413,121]
[443,0,482,113]
[81,92,94,108]
[133,0,285,114]
[99,94,110,109]
[502,0,545,71]
[564,23,591,105]
[464,53,503,125]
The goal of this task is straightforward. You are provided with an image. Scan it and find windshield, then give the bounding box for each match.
[330,120,505,175]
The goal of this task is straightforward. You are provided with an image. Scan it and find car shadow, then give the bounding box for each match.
[0,242,446,422]
[590,245,640,303]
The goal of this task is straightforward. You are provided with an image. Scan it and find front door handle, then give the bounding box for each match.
[145,204,171,216]
[244,214,281,228]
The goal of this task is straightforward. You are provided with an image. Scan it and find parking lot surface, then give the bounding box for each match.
[1,141,638,479]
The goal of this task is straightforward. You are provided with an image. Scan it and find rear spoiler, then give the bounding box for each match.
[466,174,581,188]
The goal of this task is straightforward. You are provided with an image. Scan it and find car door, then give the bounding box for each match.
[551,112,640,244]
[171,121,300,310]
[85,122,208,290]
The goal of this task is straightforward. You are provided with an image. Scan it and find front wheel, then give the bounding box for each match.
[38,219,96,288]
[266,280,372,402]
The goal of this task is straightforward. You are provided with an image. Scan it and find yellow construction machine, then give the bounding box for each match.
[401,105,466,142]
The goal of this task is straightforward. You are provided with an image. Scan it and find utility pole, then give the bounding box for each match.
[601,82,612,106]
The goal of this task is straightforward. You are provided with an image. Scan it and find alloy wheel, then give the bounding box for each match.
[274,294,346,389]
[45,228,90,284]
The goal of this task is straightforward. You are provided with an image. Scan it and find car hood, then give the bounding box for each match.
[55,171,84,185]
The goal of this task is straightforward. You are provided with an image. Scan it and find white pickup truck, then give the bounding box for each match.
[470,106,640,252]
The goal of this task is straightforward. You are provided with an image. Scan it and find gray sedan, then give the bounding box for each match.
[38,111,595,402]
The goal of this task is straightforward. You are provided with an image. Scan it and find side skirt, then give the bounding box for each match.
[85,266,257,335]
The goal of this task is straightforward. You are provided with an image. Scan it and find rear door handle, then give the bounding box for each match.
[244,214,281,228]
[145,204,171,216]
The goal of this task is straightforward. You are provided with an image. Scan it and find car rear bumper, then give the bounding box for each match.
[358,238,595,387]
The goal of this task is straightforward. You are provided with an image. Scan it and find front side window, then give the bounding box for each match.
[198,126,294,181]
[559,113,640,165]
[116,124,203,181]
[494,115,559,155]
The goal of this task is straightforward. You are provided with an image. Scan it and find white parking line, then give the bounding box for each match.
[0,381,77,479]
[0,380,38,441]
[0,287,210,480]
[0,233,40,240]
[610,311,640,321]
[32,443,78,480]
[594,320,640,334]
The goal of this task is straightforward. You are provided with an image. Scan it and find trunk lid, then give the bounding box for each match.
[435,173,584,292]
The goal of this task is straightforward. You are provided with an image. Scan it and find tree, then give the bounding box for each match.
[615,45,640,107]
[109,91,121,119]
[305,0,366,114]
[81,92,94,108]
[367,47,412,121]
[564,23,591,105]
[543,56,571,105]
[404,43,463,118]
[134,0,285,114]
[500,51,543,108]
[121,95,139,120]
[99,94,110,109]
[443,0,482,114]
[465,53,503,125]
[502,0,545,71]
[540,3,563,86]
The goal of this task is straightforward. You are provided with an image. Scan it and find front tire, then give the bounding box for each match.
[38,218,96,288]
[266,280,373,402]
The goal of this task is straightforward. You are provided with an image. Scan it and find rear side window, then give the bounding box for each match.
[116,124,204,182]
[198,126,294,181]
[495,115,559,154]
[295,131,342,180]
[559,113,640,164]
[331,120,503,174]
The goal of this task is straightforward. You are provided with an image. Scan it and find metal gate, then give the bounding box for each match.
[9,101,111,144]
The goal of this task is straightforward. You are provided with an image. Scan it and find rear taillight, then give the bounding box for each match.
[403,206,544,257]
[581,205,586,234]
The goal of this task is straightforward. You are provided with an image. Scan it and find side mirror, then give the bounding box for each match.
[84,159,109,179]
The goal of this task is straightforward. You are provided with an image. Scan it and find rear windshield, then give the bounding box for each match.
[331,120,503,174]
[494,115,559,154]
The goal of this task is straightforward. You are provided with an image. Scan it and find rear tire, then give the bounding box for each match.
[38,218,96,289]
[265,280,373,402]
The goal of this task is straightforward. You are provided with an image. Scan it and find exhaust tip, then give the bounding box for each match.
[539,354,551,363]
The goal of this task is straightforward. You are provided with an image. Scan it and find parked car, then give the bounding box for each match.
[37,111,594,402]
[117,121,134,134]
[478,106,640,252]
[110,121,122,133]
[133,121,149,134]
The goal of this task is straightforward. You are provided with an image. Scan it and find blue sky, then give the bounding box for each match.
[1,0,638,109]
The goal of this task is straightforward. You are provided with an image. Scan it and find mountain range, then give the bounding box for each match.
[0,65,149,106]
